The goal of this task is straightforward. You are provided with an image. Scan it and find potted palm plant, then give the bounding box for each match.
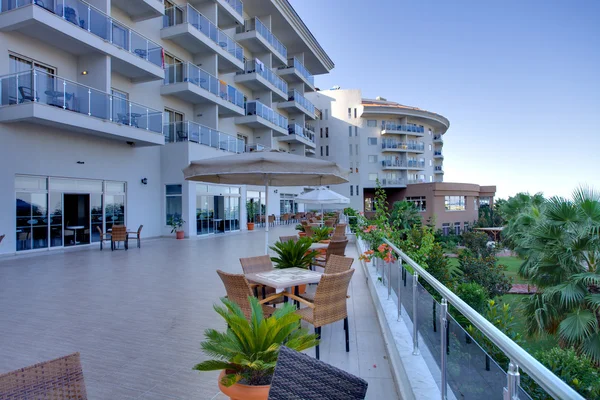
[295,223,307,237]
[246,201,257,231]
[168,216,185,239]
[311,226,333,243]
[194,297,318,400]
[270,238,318,294]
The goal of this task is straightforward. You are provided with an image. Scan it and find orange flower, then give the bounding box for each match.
[377,243,388,253]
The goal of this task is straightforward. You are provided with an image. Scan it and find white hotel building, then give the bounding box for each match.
[0,0,333,255]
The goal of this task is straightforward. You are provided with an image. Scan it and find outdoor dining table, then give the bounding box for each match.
[66,225,84,244]
[309,242,328,250]
[245,267,322,305]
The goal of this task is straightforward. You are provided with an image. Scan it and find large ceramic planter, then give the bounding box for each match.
[218,371,270,400]
[247,222,255,231]
[176,231,184,240]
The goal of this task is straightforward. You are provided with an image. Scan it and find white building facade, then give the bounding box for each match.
[0,0,333,255]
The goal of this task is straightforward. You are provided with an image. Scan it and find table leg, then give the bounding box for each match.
[74,229,77,245]
[294,285,299,309]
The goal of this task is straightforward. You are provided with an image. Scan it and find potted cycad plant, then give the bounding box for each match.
[168,216,185,239]
[311,226,333,243]
[246,201,257,231]
[194,297,318,400]
[295,223,307,237]
[270,237,318,294]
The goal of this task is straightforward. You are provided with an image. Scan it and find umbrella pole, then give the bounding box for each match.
[265,180,269,255]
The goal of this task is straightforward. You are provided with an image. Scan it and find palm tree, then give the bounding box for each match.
[390,200,421,231]
[518,187,600,363]
[501,192,547,255]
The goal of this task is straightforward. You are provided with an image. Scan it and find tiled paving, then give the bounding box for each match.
[0,226,399,399]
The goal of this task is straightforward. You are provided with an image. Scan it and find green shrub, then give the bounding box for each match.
[270,238,318,269]
[455,282,488,313]
[462,231,493,258]
[457,250,512,297]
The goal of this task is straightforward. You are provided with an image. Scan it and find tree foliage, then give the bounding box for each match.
[457,250,512,297]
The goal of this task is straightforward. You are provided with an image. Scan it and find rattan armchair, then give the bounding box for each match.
[95,226,111,250]
[324,219,335,228]
[268,215,275,226]
[0,352,88,399]
[333,223,347,237]
[303,224,315,238]
[300,255,353,302]
[284,269,355,359]
[239,255,283,304]
[279,235,299,243]
[216,270,281,319]
[268,346,368,400]
[312,239,348,269]
[110,225,128,251]
[127,224,143,248]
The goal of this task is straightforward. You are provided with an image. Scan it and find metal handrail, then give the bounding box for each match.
[382,238,584,400]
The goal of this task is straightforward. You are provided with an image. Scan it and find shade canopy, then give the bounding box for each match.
[295,187,350,205]
[182,151,349,186]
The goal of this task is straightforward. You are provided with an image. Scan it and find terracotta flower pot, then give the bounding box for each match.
[247,222,255,231]
[218,371,270,400]
[176,231,184,240]
[319,240,331,244]
[295,284,307,294]
[298,232,307,237]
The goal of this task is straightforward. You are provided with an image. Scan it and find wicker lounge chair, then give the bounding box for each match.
[216,270,280,319]
[268,346,368,400]
[0,352,88,399]
[127,224,143,248]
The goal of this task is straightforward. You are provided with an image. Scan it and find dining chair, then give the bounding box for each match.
[0,352,88,400]
[285,269,355,360]
[324,219,335,228]
[216,270,280,320]
[239,255,283,304]
[127,225,143,248]
[300,255,353,302]
[96,226,110,250]
[268,346,368,400]
[333,223,347,237]
[110,225,128,251]
[268,215,275,226]
[303,224,315,238]
[312,239,348,269]
[278,235,298,243]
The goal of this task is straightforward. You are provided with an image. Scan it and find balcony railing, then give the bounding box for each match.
[304,122,316,133]
[223,0,243,17]
[1,0,164,68]
[433,135,443,141]
[407,160,426,168]
[287,89,315,115]
[238,17,287,60]
[381,122,425,133]
[434,151,443,156]
[164,121,244,153]
[245,101,288,130]
[288,124,315,143]
[381,140,424,151]
[281,57,314,86]
[246,143,269,152]
[164,63,245,109]
[381,159,404,168]
[164,4,243,62]
[0,70,163,133]
[407,179,426,184]
[236,60,288,94]
[381,178,405,186]
[434,166,443,171]
[370,239,584,400]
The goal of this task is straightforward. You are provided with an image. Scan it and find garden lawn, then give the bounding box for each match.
[447,256,527,284]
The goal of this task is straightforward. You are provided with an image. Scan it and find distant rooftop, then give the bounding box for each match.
[362,98,450,132]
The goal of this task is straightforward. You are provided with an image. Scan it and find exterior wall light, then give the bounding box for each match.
[81,71,88,75]
[141,178,148,185]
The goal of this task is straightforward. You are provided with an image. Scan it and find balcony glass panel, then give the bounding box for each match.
[237,60,288,94]
[245,100,287,130]
[1,0,163,68]
[223,0,243,17]
[163,121,244,153]
[238,17,286,60]
[381,122,425,133]
[0,70,163,134]
[287,89,315,115]
[163,4,243,62]
[284,57,314,86]
[287,124,314,143]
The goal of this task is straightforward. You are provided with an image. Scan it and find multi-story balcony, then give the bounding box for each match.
[211,0,244,28]
[381,159,406,169]
[278,124,316,148]
[0,70,164,146]
[305,147,316,155]
[434,165,444,174]
[162,4,243,73]
[236,100,288,136]
[278,89,316,119]
[381,122,425,136]
[235,17,287,66]
[0,0,164,82]
[407,178,426,184]
[162,63,245,117]
[407,160,426,169]
[304,122,316,136]
[380,178,406,187]
[235,60,288,101]
[164,121,244,153]
[277,57,315,92]
[433,135,444,143]
[112,0,164,22]
[434,150,444,158]
[381,139,424,152]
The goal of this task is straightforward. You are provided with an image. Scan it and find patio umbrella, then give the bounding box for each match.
[295,187,350,221]
[183,151,348,253]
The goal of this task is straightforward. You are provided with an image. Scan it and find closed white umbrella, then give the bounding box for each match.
[183,151,348,253]
[295,187,350,222]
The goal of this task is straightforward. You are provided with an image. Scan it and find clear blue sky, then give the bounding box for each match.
[291,0,600,199]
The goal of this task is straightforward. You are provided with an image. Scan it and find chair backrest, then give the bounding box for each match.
[0,352,88,400]
[268,346,368,400]
[268,215,275,223]
[324,219,335,227]
[301,220,308,227]
[279,235,298,243]
[313,269,354,327]
[239,255,273,274]
[137,225,143,235]
[334,224,347,236]
[330,235,347,242]
[324,255,354,274]
[216,270,255,319]
[326,239,348,259]
[18,231,29,240]
[303,225,314,237]
[111,225,127,241]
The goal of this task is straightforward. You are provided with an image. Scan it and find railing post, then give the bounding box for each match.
[62,79,66,109]
[109,19,113,44]
[87,6,91,32]
[412,271,419,355]
[88,89,91,115]
[109,95,113,121]
[146,109,149,130]
[440,298,448,400]
[387,260,391,299]
[504,362,520,400]
[397,258,402,321]
[32,70,37,102]
[128,102,132,126]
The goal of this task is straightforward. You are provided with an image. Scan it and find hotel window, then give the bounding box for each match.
[430,176,433,182]
[356,185,359,195]
[480,196,491,206]
[325,127,329,138]
[348,126,352,137]
[464,221,470,232]
[445,196,466,211]
[163,109,184,142]
[367,120,377,127]
[349,162,353,173]
[320,146,323,157]
[354,108,357,118]
[164,52,184,82]
[474,198,479,210]
[442,223,450,236]
[429,129,432,136]
[355,126,358,136]
[350,185,353,196]
[349,144,352,156]
[429,160,432,166]
[368,137,377,145]
[356,162,359,173]
[325,109,329,120]
[355,144,359,155]
[368,155,378,163]
[111,89,129,123]
[320,128,323,138]
[166,184,183,225]
[454,222,461,235]
[368,173,378,181]
[406,196,427,212]
[365,198,373,212]
[325,145,329,156]
[347,108,351,118]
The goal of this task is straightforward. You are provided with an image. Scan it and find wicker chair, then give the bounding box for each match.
[285,269,355,359]
[279,235,299,243]
[127,225,143,248]
[95,226,111,250]
[300,220,308,227]
[216,270,280,319]
[312,239,348,269]
[324,219,335,228]
[239,256,283,304]
[281,214,289,225]
[303,224,315,238]
[0,352,88,399]
[333,223,347,237]
[268,215,275,226]
[110,225,128,251]
[330,235,347,242]
[268,346,368,400]
[300,255,354,302]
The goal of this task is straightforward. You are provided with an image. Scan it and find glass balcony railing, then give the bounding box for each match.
[223,0,243,17]
[287,89,315,115]
[381,139,425,151]
[381,159,405,168]
[381,122,425,133]
[164,63,245,109]
[288,124,315,143]
[238,17,287,60]
[407,160,426,168]
[164,121,244,153]
[282,57,314,86]
[236,60,288,94]
[304,122,316,133]
[245,101,287,130]
[0,70,163,134]
[434,166,443,171]
[434,151,443,156]
[381,178,405,186]
[164,4,243,62]
[1,0,164,68]
[433,135,443,141]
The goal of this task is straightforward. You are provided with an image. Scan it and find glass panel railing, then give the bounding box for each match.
[244,101,287,130]
[163,121,244,153]
[238,17,287,60]
[236,60,288,94]
[434,166,443,171]
[0,70,163,134]
[287,124,315,143]
[381,122,425,133]
[381,158,405,168]
[284,57,314,86]
[407,160,425,168]
[434,151,443,156]
[287,89,315,115]
[223,0,243,17]
[1,0,163,68]
[304,122,315,133]
[381,178,405,186]
[164,63,244,109]
[163,4,243,62]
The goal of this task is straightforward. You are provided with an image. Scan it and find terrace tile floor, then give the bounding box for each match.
[0,225,398,399]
